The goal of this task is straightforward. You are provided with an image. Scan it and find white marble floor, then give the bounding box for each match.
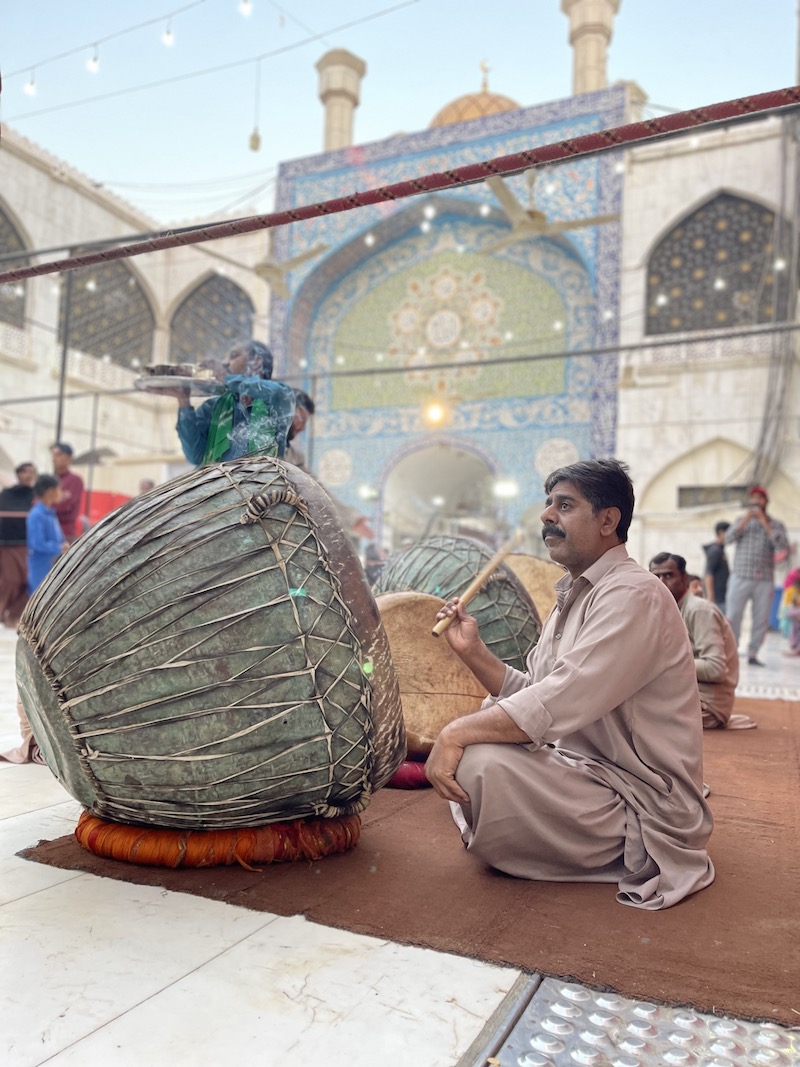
[2,624,798,1067]
[0,626,519,1067]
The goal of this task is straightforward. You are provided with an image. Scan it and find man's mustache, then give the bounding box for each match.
[542,524,565,542]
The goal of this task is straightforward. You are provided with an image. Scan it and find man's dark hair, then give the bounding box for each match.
[714,520,730,535]
[34,474,59,498]
[544,458,635,542]
[293,389,315,415]
[52,442,73,456]
[15,462,35,475]
[226,340,273,379]
[649,551,687,574]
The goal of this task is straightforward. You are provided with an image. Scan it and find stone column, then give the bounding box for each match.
[560,0,621,95]
[316,49,367,151]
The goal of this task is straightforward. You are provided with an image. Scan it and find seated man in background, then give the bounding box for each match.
[649,552,754,730]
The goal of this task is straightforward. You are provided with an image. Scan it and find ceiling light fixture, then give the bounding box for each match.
[493,479,519,499]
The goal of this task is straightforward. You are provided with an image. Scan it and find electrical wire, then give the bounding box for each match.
[3,0,208,80]
[3,1,421,123]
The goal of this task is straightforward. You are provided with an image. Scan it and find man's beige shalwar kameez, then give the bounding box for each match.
[453,545,715,910]
[678,593,739,728]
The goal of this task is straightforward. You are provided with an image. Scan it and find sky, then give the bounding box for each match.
[1,0,798,227]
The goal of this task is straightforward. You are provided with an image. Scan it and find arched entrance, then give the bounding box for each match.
[380,441,500,549]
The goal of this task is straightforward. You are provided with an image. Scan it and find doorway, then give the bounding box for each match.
[380,442,499,549]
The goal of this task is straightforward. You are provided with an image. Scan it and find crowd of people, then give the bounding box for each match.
[0,444,88,629]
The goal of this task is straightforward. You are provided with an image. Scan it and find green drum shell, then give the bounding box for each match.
[17,459,405,830]
[374,536,541,672]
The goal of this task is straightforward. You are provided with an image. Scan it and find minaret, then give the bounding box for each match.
[316,49,367,151]
[560,0,621,95]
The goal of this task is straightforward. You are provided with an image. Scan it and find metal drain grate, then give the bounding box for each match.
[460,975,799,1066]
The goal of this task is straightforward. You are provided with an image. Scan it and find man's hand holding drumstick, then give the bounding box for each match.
[425,533,533,803]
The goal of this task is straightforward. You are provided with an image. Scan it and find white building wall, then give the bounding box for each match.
[0,129,272,496]
[618,117,800,574]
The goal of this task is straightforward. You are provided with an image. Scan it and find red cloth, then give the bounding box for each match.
[387,761,430,789]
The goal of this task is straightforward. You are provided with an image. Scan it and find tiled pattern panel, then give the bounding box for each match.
[492,977,800,1066]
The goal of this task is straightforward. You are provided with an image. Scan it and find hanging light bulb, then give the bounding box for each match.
[24,71,36,96]
[162,21,175,46]
[239,0,254,15]
[249,60,261,151]
[86,46,99,73]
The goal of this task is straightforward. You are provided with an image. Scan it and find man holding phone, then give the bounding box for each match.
[725,485,788,666]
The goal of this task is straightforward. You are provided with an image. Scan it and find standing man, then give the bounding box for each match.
[52,442,84,543]
[725,486,788,666]
[649,552,752,730]
[703,521,731,611]
[163,341,296,465]
[0,462,36,627]
[426,459,714,911]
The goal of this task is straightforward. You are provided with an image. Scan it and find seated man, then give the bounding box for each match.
[426,458,714,911]
[649,552,754,730]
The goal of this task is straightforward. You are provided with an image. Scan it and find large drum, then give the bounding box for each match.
[376,591,488,759]
[17,458,405,831]
[374,536,541,672]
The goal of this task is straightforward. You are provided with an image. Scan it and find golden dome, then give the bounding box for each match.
[429,90,521,128]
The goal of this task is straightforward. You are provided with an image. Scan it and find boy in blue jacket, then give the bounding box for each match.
[27,474,66,593]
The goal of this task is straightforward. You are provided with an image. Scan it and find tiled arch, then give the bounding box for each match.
[0,202,29,330]
[645,191,793,335]
[168,274,255,365]
[57,261,156,370]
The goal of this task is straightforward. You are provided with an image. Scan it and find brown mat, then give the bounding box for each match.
[20,698,800,1027]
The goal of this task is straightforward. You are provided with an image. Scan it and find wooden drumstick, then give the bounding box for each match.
[431,530,524,637]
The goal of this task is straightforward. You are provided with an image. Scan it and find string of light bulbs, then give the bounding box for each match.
[9,0,211,96]
[7,0,420,117]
